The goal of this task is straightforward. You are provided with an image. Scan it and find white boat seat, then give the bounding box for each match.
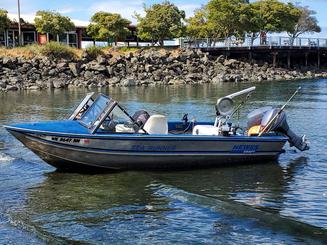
[192,125,219,135]
[115,124,135,133]
[143,115,168,134]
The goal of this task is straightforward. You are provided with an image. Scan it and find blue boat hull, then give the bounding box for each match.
[5,124,287,171]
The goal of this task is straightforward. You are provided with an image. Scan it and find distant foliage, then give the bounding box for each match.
[87,12,131,45]
[0,9,11,33]
[34,11,75,36]
[136,1,185,46]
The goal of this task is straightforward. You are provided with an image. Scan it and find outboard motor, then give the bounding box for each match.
[261,109,309,151]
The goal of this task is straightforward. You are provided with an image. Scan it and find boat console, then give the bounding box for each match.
[193,87,256,136]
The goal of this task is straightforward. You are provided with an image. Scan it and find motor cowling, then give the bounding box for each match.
[262,109,310,151]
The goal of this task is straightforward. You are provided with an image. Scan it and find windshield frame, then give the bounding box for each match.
[69,92,95,120]
[77,93,146,134]
[78,94,116,132]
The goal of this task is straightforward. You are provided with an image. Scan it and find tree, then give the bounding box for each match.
[87,12,131,46]
[237,0,301,45]
[206,0,249,38]
[0,9,11,33]
[136,1,185,46]
[34,11,75,37]
[186,6,215,39]
[287,6,321,41]
[249,0,301,34]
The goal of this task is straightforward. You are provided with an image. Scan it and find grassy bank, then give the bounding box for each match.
[0,42,83,59]
[0,43,178,60]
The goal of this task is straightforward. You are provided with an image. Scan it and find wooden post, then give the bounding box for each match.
[317,50,320,69]
[287,51,291,69]
[248,51,253,64]
[225,51,230,59]
[272,52,277,67]
[305,52,308,68]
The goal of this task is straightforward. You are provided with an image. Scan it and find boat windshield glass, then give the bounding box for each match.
[79,95,111,128]
[109,106,132,122]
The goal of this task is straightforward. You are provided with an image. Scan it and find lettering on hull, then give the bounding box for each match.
[231,145,258,153]
[131,145,176,152]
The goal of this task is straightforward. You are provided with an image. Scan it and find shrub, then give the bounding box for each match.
[38,42,79,59]
[85,45,104,59]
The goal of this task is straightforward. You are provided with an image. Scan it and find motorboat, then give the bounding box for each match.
[4,86,309,171]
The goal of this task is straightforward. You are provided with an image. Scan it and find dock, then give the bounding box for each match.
[180,36,327,68]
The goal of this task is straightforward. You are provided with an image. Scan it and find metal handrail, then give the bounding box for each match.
[180,36,327,49]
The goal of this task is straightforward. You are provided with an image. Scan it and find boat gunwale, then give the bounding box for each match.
[3,125,289,143]
[23,133,285,155]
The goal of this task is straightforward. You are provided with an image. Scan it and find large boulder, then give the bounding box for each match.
[6,85,18,91]
[91,64,107,72]
[108,77,120,85]
[69,62,80,76]
[223,59,240,68]
[57,62,68,69]
[84,70,94,79]
[211,76,223,83]
[0,80,7,88]
[216,55,225,63]
[121,78,136,86]
[96,55,107,65]
[52,79,66,89]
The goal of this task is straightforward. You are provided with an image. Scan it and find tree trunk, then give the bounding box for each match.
[290,35,295,46]
[250,37,255,47]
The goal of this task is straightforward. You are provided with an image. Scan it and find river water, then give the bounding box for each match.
[0,79,326,244]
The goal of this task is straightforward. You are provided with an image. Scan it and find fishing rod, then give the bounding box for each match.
[258,87,302,137]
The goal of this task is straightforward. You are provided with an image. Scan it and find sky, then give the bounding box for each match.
[1,0,327,36]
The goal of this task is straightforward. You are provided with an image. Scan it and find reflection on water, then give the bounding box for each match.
[0,79,327,244]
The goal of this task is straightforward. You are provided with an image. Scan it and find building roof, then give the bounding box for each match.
[8,13,90,28]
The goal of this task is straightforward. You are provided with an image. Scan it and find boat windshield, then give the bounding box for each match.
[78,94,138,133]
[79,95,111,128]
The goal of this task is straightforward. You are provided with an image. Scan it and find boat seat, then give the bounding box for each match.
[143,115,168,134]
[115,124,135,133]
[192,125,219,135]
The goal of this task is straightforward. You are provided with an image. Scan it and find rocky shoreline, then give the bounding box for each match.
[0,48,326,92]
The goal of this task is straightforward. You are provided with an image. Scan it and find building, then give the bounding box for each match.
[0,22,84,48]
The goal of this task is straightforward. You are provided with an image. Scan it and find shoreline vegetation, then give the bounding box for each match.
[0,43,326,92]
